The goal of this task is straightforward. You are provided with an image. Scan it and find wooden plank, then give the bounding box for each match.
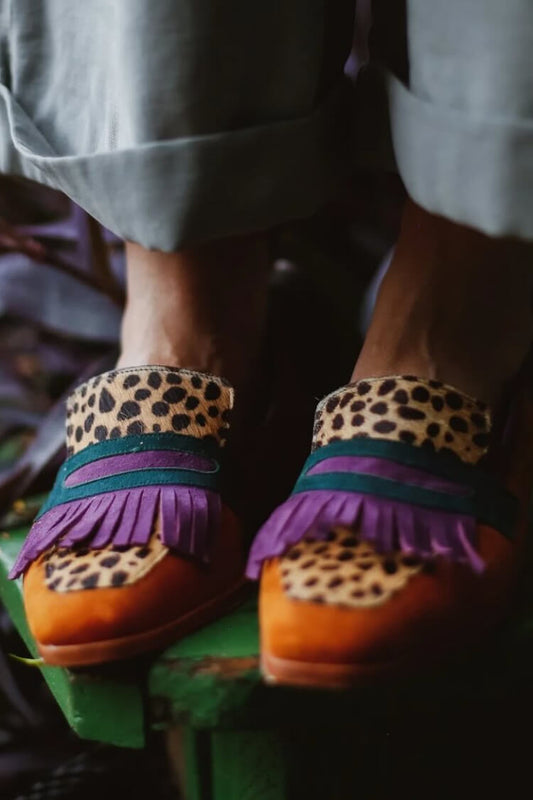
[0,523,146,749]
[149,597,261,729]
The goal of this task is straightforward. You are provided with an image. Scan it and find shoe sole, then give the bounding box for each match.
[37,580,251,667]
[260,616,505,689]
[261,650,403,689]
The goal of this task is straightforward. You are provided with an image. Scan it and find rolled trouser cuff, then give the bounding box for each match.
[386,69,533,241]
[0,79,354,251]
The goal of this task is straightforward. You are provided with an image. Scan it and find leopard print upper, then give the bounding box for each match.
[66,367,233,456]
[312,376,491,465]
[42,366,232,593]
[278,376,492,608]
[281,527,424,609]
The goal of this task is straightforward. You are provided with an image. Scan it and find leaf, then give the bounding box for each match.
[8,653,45,668]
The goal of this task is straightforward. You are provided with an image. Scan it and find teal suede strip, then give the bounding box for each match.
[38,468,219,518]
[305,439,485,488]
[37,432,221,518]
[62,432,220,479]
[294,450,518,540]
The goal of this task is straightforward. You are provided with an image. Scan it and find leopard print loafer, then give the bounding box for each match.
[248,375,533,688]
[11,366,246,666]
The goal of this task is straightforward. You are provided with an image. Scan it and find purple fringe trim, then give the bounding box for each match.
[9,485,221,579]
[245,489,484,579]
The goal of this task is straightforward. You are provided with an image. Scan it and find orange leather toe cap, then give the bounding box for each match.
[24,505,244,648]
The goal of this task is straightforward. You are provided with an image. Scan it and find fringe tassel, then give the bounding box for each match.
[246,489,484,579]
[9,486,221,579]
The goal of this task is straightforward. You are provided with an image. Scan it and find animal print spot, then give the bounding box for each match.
[374,420,397,433]
[339,392,355,408]
[127,421,145,435]
[431,396,444,412]
[94,425,108,441]
[84,413,95,433]
[88,394,96,407]
[166,373,182,385]
[378,379,397,395]
[370,402,387,415]
[473,432,490,448]
[110,427,121,438]
[185,396,200,410]
[304,577,318,587]
[172,414,191,431]
[136,547,151,558]
[449,416,468,433]
[357,381,371,395]
[337,550,354,561]
[112,571,128,587]
[148,372,162,389]
[163,387,186,404]
[326,397,339,413]
[328,576,344,589]
[81,574,99,589]
[287,549,302,560]
[393,389,409,404]
[205,381,221,401]
[412,386,430,403]
[398,406,426,420]
[208,405,219,417]
[100,555,120,568]
[340,536,358,547]
[153,424,161,432]
[332,414,344,430]
[444,432,454,443]
[382,559,397,574]
[152,402,169,416]
[350,400,365,413]
[118,401,141,420]
[445,392,463,410]
[471,413,486,428]
[75,427,83,442]
[427,422,440,437]
[99,387,116,413]
[123,375,140,389]
[135,389,151,401]
[351,414,364,426]
[195,414,206,427]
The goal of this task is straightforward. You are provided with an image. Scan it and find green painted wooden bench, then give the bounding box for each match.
[3,496,533,798]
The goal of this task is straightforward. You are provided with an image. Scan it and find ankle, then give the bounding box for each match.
[353,200,533,405]
[119,235,270,388]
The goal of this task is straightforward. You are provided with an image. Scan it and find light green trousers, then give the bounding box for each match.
[1,1,533,249]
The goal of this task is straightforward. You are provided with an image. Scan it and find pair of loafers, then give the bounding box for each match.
[11,367,531,687]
